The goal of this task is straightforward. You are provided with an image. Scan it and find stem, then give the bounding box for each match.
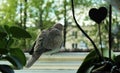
[109,5,112,60]
[71,0,102,59]
[5,36,10,49]
[63,0,67,48]
[98,24,103,57]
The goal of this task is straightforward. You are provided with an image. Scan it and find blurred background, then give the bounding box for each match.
[0,0,120,73]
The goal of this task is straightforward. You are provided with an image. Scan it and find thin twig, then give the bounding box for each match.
[98,24,103,57]
[109,5,112,60]
[71,0,102,59]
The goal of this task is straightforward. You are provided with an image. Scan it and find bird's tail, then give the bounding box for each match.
[26,52,42,68]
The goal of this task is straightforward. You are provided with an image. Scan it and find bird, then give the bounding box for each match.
[26,23,63,68]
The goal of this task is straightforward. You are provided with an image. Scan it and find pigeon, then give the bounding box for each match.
[26,23,63,68]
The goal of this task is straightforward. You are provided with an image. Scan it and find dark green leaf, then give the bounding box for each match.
[9,48,26,66]
[0,37,14,48]
[77,48,115,73]
[7,38,14,48]
[0,39,7,48]
[0,32,7,39]
[4,25,10,34]
[114,55,120,64]
[86,66,95,73]
[4,48,26,69]
[10,26,32,38]
[4,55,23,69]
[0,48,8,54]
[77,50,99,73]
[0,26,5,32]
[0,65,14,73]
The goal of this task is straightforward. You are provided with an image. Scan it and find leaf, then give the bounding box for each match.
[0,39,7,48]
[9,26,32,38]
[114,55,120,64]
[7,38,14,48]
[0,32,7,39]
[0,26,5,32]
[77,50,99,73]
[0,65,14,73]
[4,48,26,69]
[4,25,10,34]
[0,38,13,49]
[9,48,26,66]
[86,66,95,73]
[77,49,115,73]
[0,48,8,54]
[4,55,23,69]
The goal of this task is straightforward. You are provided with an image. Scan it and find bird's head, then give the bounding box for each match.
[53,23,63,31]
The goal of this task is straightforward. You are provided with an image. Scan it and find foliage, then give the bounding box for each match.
[0,0,113,51]
[0,25,31,73]
[76,10,120,73]
[0,0,17,26]
[28,0,57,30]
[71,0,120,73]
[77,48,120,73]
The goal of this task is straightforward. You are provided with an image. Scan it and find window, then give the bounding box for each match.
[72,43,78,49]
[72,31,77,38]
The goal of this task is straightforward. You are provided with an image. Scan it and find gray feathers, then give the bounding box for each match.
[26,23,63,68]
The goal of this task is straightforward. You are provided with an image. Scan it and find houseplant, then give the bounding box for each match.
[0,25,31,73]
[71,0,120,73]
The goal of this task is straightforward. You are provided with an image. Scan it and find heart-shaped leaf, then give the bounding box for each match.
[4,55,23,69]
[89,7,107,24]
[9,48,26,66]
[4,48,26,69]
[10,26,32,38]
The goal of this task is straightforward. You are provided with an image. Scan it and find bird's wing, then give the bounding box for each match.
[29,41,36,55]
[28,30,47,55]
[33,30,47,53]
[26,30,47,68]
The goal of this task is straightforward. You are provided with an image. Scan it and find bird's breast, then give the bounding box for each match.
[43,35,62,50]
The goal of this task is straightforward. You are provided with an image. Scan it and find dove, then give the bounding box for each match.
[26,23,63,68]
